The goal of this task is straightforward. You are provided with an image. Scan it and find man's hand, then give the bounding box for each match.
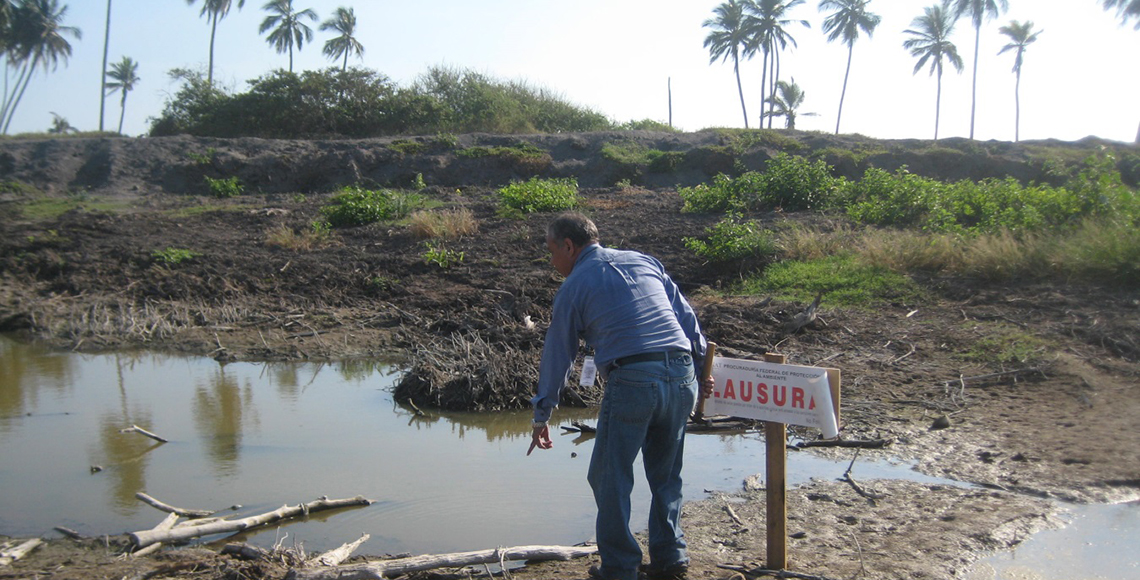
[701,374,715,399]
[527,423,553,455]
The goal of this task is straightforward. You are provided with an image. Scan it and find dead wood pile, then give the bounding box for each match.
[393,328,603,412]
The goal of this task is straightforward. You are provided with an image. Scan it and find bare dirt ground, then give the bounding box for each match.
[0,132,1138,580]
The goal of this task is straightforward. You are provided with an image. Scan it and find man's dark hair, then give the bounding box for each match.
[547,212,599,247]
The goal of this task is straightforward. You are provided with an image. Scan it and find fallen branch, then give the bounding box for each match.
[136,492,214,518]
[53,527,84,540]
[795,438,890,450]
[0,538,43,566]
[128,512,179,559]
[119,425,169,443]
[560,420,596,434]
[129,496,374,548]
[315,534,371,567]
[221,543,273,561]
[284,544,598,580]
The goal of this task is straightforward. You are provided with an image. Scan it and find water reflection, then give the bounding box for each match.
[0,337,76,431]
[193,366,258,477]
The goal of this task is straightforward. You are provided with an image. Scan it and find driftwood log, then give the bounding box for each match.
[136,492,214,518]
[285,544,599,580]
[119,425,169,443]
[0,538,43,566]
[128,512,180,558]
[129,496,374,548]
[315,534,371,567]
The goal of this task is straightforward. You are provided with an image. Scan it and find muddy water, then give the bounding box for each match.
[2,334,1136,576]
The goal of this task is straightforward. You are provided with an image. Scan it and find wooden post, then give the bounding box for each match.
[762,352,788,570]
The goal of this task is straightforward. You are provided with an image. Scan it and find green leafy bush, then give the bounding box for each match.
[744,153,844,211]
[204,176,244,198]
[152,247,199,266]
[422,241,465,268]
[498,177,578,213]
[321,185,424,227]
[684,214,776,264]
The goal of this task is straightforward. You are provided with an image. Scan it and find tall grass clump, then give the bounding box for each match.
[408,208,479,239]
[321,185,424,227]
[498,177,578,214]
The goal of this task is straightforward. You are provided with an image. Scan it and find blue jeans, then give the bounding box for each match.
[588,352,697,580]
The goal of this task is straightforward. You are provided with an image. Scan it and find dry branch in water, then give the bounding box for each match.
[120,424,169,443]
[136,492,214,517]
[129,496,374,548]
[284,544,599,580]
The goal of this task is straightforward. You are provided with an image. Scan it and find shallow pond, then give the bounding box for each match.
[1,334,1136,577]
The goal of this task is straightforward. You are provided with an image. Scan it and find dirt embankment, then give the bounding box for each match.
[0,131,1138,580]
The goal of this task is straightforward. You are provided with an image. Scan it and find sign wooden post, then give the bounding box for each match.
[702,352,841,571]
[762,353,788,570]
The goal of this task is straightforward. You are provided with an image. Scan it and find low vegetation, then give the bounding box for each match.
[321,185,425,227]
[498,177,578,214]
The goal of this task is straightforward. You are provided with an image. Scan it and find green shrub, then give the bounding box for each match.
[846,167,942,228]
[498,177,578,213]
[204,176,244,198]
[388,140,426,155]
[321,185,424,227]
[422,241,465,268]
[618,119,679,132]
[745,153,844,211]
[684,214,777,264]
[679,173,758,213]
[152,247,199,266]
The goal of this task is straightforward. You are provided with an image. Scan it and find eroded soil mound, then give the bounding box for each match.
[0,132,1138,580]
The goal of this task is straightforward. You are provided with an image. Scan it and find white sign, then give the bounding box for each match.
[580,356,598,387]
[704,357,839,438]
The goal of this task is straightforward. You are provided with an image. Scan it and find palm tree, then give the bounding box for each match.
[903,3,963,140]
[997,20,1040,142]
[763,78,817,129]
[320,6,363,72]
[186,0,246,86]
[1,0,82,134]
[47,111,76,134]
[819,0,880,135]
[747,0,810,128]
[259,0,317,73]
[704,0,756,128]
[950,0,1008,140]
[98,0,111,132]
[1103,0,1140,29]
[104,56,139,135]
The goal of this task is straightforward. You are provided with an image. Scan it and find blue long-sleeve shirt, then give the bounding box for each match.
[531,244,707,422]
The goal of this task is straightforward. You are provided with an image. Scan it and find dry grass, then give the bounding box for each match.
[407,208,479,240]
[265,224,331,251]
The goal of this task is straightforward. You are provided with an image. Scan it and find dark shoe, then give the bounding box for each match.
[640,563,688,580]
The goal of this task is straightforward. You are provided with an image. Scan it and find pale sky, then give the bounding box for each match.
[6,0,1139,143]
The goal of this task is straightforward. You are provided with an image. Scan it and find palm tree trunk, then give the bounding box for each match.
[934,67,943,141]
[734,59,749,129]
[836,43,853,135]
[759,51,769,129]
[99,0,113,132]
[117,91,127,134]
[1014,69,1021,142]
[208,13,219,85]
[969,24,980,140]
[342,51,348,72]
[770,50,781,129]
[2,60,39,134]
[289,46,294,73]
